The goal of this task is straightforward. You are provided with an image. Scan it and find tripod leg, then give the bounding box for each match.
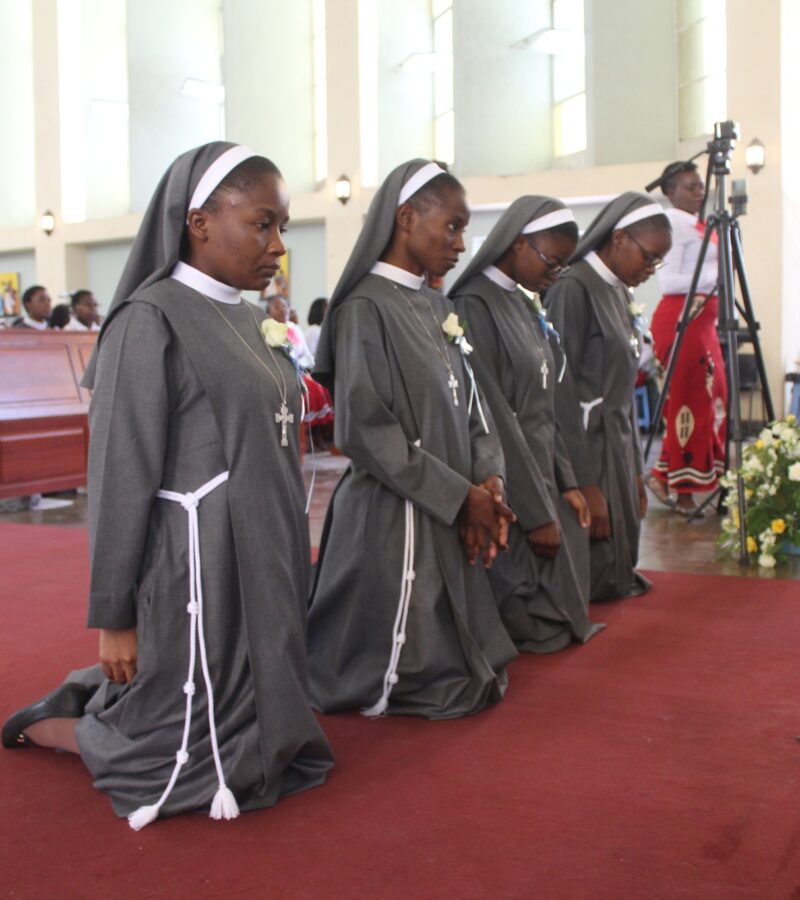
[717,214,749,563]
[730,222,775,421]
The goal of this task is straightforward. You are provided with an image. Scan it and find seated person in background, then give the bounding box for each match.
[13,285,51,330]
[267,294,315,368]
[305,297,328,357]
[48,304,72,330]
[64,290,101,332]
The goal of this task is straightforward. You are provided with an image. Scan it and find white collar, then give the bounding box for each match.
[585,251,624,288]
[482,265,516,291]
[170,261,242,304]
[370,261,425,290]
[23,315,48,330]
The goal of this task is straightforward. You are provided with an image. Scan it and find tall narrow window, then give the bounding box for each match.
[551,0,586,158]
[312,0,328,183]
[432,0,454,165]
[678,0,726,140]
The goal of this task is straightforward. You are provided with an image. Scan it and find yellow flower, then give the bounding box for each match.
[745,488,753,499]
[755,439,765,450]
[771,518,786,534]
[746,536,758,553]
[732,508,740,526]
[788,415,797,424]
[261,318,288,347]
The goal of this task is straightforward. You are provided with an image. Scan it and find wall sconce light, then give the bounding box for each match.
[40,210,55,236]
[335,174,352,205]
[745,138,765,175]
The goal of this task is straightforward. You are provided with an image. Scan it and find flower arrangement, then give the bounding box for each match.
[719,416,800,567]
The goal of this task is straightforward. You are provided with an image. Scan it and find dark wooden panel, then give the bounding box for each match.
[0,333,95,497]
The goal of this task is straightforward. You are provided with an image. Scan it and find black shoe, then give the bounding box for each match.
[2,683,91,749]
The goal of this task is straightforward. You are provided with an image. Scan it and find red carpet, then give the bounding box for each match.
[2,522,800,899]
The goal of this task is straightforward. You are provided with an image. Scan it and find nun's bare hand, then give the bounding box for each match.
[564,489,591,529]
[527,521,561,558]
[99,628,138,685]
[459,486,500,567]
[581,484,611,541]
[478,475,516,551]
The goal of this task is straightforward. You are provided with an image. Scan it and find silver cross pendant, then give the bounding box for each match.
[540,358,549,389]
[275,402,295,447]
[448,372,459,406]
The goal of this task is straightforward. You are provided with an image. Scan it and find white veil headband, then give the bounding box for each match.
[187,145,257,217]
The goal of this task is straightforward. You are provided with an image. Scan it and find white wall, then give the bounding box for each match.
[224,0,316,193]
[587,0,678,166]
[283,222,327,324]
[454,0,552,177]
[0,0,35,228]
[127,0,223,212]
[85,240,133,313]
[376,0,435,179]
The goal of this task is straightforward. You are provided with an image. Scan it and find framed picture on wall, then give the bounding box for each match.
[1,272,20,317]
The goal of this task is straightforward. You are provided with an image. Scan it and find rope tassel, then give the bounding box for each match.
[128,470,238,830]
[362,491,417,717]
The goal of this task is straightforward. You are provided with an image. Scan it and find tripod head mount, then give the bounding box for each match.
[707,120,741,176]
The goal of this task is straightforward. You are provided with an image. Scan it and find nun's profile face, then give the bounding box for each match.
[512,232,575,292]
[405,186,470,277]
[608,226,672,288]
[191,173,289,291]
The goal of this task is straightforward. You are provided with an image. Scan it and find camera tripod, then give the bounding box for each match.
[643,121,774,562]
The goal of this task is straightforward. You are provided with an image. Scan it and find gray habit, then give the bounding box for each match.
[546,251,652,601]
[307,274,517,718]
[452,272,603,651]
[72,278,333,817]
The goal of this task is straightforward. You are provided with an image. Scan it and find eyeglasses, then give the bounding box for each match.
[625,231,664,270]
[526,237,569,274]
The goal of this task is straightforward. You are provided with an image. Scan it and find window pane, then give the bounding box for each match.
[58,0,130,222]
[553,93,586,157]
[553,0,584,32]
[678,0,725,29]
[0,0,35,227]
[553,51,585,104]
[431,0,452,18]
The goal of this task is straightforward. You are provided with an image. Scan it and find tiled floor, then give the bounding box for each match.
[3,449,797,580]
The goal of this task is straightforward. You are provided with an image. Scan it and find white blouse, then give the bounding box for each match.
[657,207,718,296]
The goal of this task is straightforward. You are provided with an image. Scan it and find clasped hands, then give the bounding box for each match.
[458,475,515,567]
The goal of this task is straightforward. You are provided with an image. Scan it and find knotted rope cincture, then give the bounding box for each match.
[361,441,421,717]
[128,470,238,830]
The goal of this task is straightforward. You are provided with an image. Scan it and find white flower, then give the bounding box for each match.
[442,313,464,340]
[455,335,473,355]
[758,553,777,569]
[789,462,800,481]
[528,292,543,313]
[628,301,645,317]
[261,318,289,348]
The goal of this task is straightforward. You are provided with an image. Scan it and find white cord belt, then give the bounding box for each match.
[580,397,603,431]
[128,470,237,830]
[362,440,421,717]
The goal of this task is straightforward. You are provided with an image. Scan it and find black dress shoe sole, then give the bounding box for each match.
[2,683,90,749]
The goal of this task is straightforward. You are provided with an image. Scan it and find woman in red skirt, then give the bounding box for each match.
[647,161,727,516]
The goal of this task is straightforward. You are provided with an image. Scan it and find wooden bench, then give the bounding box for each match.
[0,331,97,498]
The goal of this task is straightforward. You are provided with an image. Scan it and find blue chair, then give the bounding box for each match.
[635,384,650,430]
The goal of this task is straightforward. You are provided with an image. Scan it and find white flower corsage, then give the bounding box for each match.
[627,297,652,344]
[442,313,473,355]
[261,318,289,348]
